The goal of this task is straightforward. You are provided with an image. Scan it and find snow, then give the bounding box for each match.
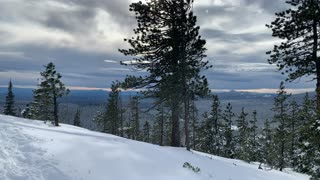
[231,125,239,131]
[0,115,309,180]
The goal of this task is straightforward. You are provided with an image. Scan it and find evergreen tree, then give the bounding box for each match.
[119,97,125,137]
[266,0,320,110]
[190,100,199,149]
[30,85,53,121]
[209,95,223,155]
[152,102,167,146]
[295,93,320,179]
[272,81,291,171]
[142,121,151,143]
[124,121,134,139]
[248,110,261,162]
[30,62,69,126]
[3,80,16,116]
[73,109,81,127]
[95,82,121,135]
[221,103,235,158]
[197,112,213,154]
[260,118,276,168]
[129,96,140,140]
[22,104,31,119]
[197,96,223,155]
[119,0,210,147]
[235,107,250,162]
[288,100,300,167]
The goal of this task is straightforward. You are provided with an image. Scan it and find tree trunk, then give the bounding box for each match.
[192,101,196,150]
[120,98,124,137]
[160,104,164,146]
[171,103,180,147]
[313,18,320,112]
[185,96,190,151]
[53,94,59,126]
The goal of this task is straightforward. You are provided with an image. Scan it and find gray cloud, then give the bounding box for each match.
[44,7,96,33]
[0,0,315,91]
[202,29,271,43]
[52,0,134,28]
[241,0,289,13]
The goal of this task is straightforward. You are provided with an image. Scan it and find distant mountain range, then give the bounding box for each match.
[0,87,313,105]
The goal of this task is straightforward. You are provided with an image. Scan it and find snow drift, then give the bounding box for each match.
[0,115,309,180]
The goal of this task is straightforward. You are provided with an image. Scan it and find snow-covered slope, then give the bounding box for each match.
[0,115,309,180]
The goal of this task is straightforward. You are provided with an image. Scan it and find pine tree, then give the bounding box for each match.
[272,81,291,171]
[124,121,134,139]
[248,110,261,162]
[221,103,235,158]
[129,96,141,140]
[142,121,151,143]
[197,112,213,154]
[197,96,223,155]
[260,118,276,168]
[288,100,300,168]
[30,86,53,121]
[295,93,320,178]
[190,100,199,149]
[235,107,250,162]
[22,104,31,119]
[119,97,125,137]
[30,62,69,126]
[209,95,223,155]
[95,82,121,135]
[73,109,81,127]
[152,102,167,146]
[3,80,16,116]
[266,0,320,110]
[119,0,210,147]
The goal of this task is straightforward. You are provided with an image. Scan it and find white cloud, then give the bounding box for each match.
[104,60,118,63]
[100,68,131,72]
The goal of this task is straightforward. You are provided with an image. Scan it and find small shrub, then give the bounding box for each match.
[183,162,201,173]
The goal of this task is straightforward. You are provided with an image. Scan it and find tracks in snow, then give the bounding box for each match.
[0,120,70,180]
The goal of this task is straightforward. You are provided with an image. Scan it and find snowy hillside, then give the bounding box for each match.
[0,115,309,180]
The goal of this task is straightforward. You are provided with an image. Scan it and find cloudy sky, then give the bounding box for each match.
[0,0,316,93]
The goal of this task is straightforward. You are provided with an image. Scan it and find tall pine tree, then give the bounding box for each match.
[119,0,210,147]
[260,118,276,168]
[272,81,291,171]
[197,96,223,155]
[267,0,320,110]
[95,82,122,135]
[152,102,167,146]
[221,103,235,158]
[248,110,261,162]
[129,96,141,140]
[295,93,320,178]
[288,100,300,167]
[3,80,16,116]
[235,107,250,162]
[30,62,69,126]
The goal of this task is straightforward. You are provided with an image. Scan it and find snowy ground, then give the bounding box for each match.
[0,115,310,180]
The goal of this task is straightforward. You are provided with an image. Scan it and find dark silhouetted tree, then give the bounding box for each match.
[272,82,290,171]
[31,62,69,126]
[119,0,210,147]
[73,109,81,127]
[267,0,320,111]
[3,80,16,116]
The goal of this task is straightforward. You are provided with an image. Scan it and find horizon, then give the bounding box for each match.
[0,85,315,95]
